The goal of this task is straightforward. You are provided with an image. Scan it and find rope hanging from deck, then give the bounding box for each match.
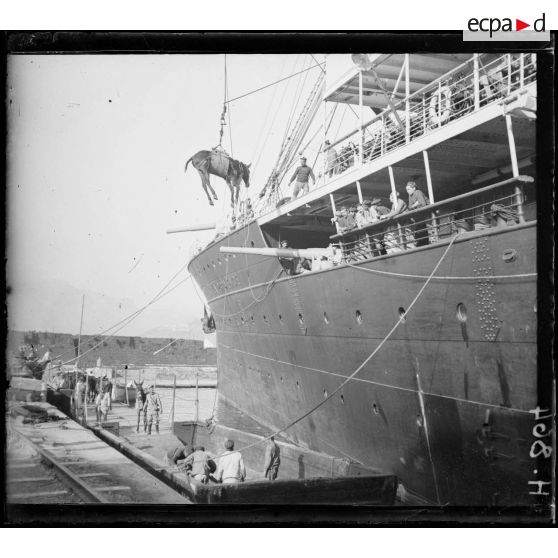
[229,234,461,457]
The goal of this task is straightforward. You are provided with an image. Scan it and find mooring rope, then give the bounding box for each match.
[210,234,461,461]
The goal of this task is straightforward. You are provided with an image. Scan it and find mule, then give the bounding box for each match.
[87,374,98,403]
[185,149,250,207]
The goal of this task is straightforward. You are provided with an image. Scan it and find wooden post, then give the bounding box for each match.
[194,370,200,425]
[405,54,410,143]
[422,150,435,204]
[505,114,519,177]
[388,166,397,201]
[356,181,363,203]
[423,150,437,242]
[170,374,176,428]
[473,54,480,110]
[76,295,85,422]
[505,113,525,223]
[330,193,340,234]
[323,99,328,179]
[124,366,128,406]
[359,70,364,165]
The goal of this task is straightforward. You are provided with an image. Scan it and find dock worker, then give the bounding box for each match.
[165,443,191,468]
[144,385,163,435]
[263,436,281,481]
[215,439,246,484]
[184,445,215,483]
[73,375,86,421]
[99,390,111,425]
[289,156,315,199]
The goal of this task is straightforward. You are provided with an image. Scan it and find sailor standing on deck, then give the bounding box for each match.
[263,436,281,480]
[215,439,246,484]
[289,156,315,199]
[144,385,163,435]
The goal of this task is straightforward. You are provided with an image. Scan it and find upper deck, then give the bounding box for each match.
[253,52,536,228]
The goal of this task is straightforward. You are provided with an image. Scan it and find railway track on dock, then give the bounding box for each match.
[6,415,189,505]
[6,424,135,503]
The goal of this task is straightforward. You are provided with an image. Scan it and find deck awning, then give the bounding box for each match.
[325,53,487,110]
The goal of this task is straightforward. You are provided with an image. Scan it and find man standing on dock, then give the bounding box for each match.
[144,385,163,435]
[215,440,246,484]
[263,436,281,481]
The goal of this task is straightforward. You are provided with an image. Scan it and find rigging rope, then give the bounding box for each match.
[226,234,461,458]
[225,63,321,104]
[52,256,194,365]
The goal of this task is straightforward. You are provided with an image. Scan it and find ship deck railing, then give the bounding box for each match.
[329,176,533,262]
[321,53,536,180]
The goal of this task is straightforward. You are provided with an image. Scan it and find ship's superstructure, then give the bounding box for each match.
[188,53,538,505]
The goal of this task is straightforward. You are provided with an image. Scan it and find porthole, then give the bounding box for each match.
[298,313,304,325]
[355,310,363,324]
[456,303,467,323]
[398,307,406,323]
[323,389,328,398]
[340,394,345,405]
[323,312,330,324]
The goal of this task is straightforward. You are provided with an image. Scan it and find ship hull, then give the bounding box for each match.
[189,221,537,506]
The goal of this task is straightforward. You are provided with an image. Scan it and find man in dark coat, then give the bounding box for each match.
[263,436,281,481]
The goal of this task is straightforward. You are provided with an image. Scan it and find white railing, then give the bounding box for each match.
[323,53,536,180]
[249,53,536,222]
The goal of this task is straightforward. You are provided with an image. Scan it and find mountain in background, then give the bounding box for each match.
[7,278,205,340]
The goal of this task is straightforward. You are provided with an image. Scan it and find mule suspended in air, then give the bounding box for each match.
[184,149,251,207]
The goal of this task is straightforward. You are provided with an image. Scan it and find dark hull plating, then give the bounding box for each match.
[189,221,537,505]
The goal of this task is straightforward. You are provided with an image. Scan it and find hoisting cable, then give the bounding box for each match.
[225,63,321,104]
[217,54,228,149]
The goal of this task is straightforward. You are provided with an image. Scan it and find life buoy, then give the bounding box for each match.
[429,86,452,126]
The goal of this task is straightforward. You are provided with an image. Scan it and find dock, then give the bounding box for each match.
[6,402,190,505]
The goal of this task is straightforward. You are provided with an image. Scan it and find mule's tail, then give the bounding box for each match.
[184,156,193,172]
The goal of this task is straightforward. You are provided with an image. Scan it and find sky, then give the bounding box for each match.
[6,53,341,337]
